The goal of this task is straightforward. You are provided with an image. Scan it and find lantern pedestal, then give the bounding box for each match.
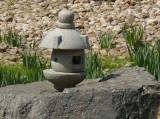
[43,69,86,91]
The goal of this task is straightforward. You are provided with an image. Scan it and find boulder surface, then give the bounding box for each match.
[0,67,160,119]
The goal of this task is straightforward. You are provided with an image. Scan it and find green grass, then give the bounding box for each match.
[101,56,131,73]
[100,32,115,49]
[85,52,104,79]
[0,52,50,87]
[85,51,131,79]
[0,64,43,87]
[122,24,144,61]
[4,23,159,87]
[0,28,23,48]
[7,0,18,5]
[0,50,130,86]
[0,28,51,87]
[123,23,160,81]
[22,49,49,69]
[0,27,131,86]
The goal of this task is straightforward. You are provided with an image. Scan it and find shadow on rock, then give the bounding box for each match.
[99,74,120,82]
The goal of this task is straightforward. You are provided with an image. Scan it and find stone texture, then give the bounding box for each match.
[9,47,19,55]
[0,42,9,52]
[0,67,159,119]
[39,28,89,49]
[0,0,159,60]
[39,9,90,91]
[39,9,89,50]
[51,50,85,73]
[43,69,86,91]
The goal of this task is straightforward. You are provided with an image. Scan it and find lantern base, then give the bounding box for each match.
[43,69,86,91]
[53,85,76,92]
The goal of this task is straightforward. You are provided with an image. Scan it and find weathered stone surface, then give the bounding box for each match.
[39,9,90,91]
[0,42,9,52]
[39,9,90,50]
[0,67,160,119]
[0,0,159,62]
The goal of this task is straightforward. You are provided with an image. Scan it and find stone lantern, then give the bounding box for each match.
[39,9,90,91]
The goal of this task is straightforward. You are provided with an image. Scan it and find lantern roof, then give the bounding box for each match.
[39,9,90,50]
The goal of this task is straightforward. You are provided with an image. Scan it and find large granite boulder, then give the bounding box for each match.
[0,67,160,119]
